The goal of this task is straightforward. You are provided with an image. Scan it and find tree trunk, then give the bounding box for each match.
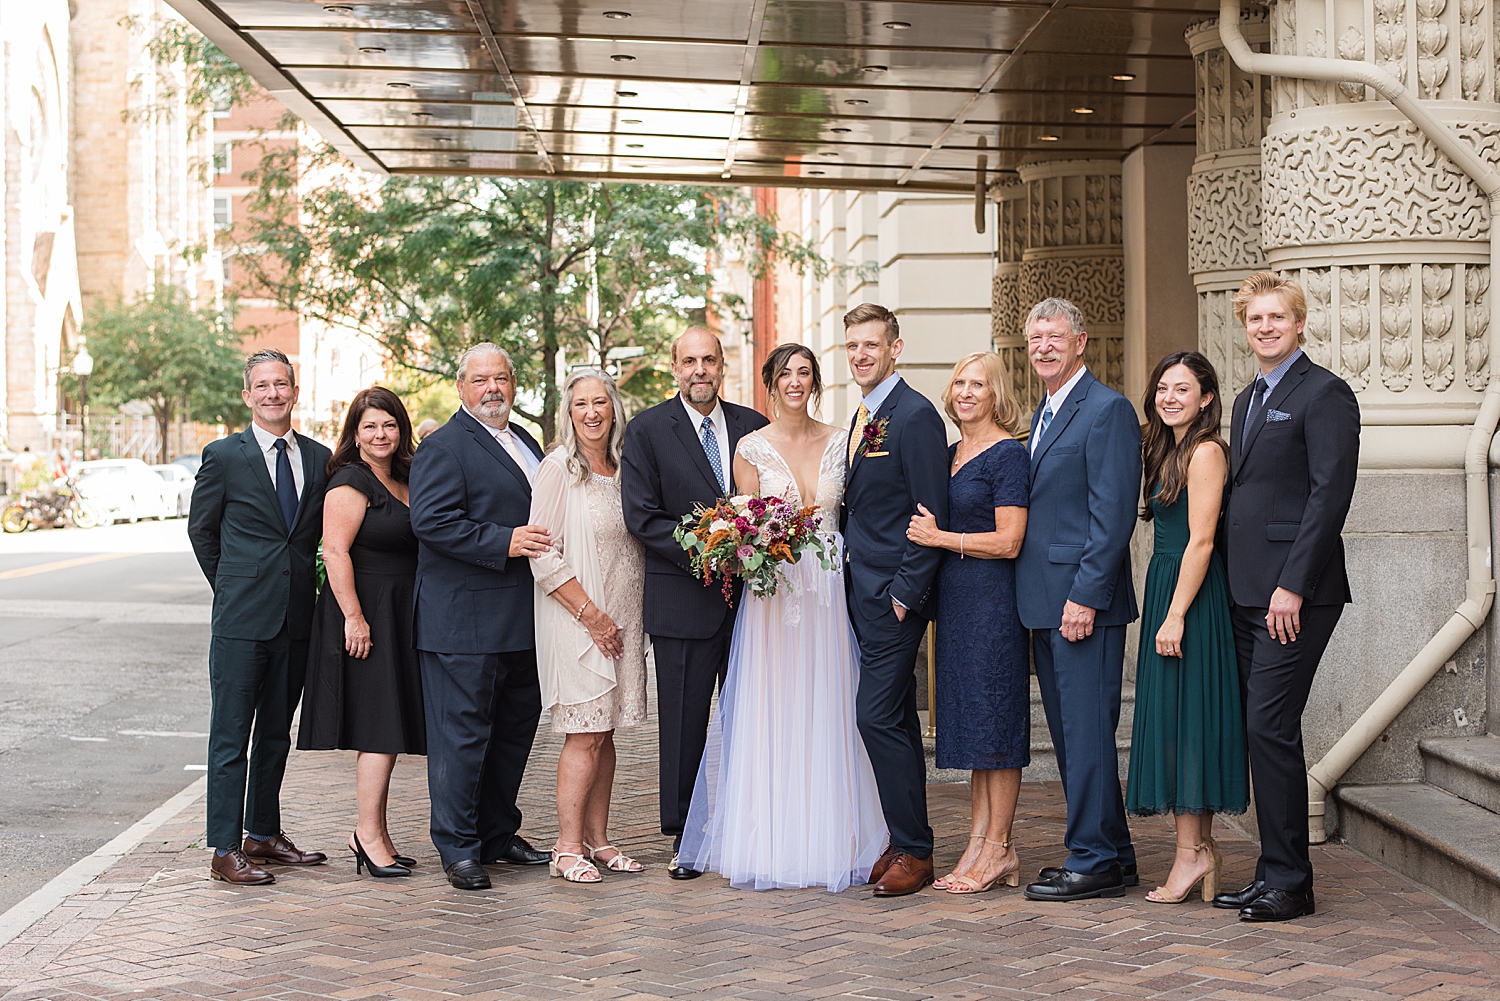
[538,184,560,445]
[151,399,176,465]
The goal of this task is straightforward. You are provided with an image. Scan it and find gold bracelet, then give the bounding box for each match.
[575,599,592,621]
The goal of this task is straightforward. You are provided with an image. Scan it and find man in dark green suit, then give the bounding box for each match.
[188,349,332,885]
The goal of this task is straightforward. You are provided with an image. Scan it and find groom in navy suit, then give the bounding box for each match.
[1016,298,1142,902]
[840,303,950,897]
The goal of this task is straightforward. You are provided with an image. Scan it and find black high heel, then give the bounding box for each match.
[392,853,417,868]
[350,831,411,878]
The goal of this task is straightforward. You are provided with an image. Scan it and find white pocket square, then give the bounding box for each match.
[1265,409,1292,422]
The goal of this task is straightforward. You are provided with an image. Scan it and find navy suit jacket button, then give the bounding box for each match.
[282,568,289,576]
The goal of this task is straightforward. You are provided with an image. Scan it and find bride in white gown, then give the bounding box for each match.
[678,344,888,892]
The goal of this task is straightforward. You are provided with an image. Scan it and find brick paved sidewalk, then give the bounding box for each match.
[3,712,1499,1001]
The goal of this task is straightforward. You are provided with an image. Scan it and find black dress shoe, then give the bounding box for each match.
[485,835,549,866]
[445,859,492,890]
[1213,879,1268,910]
[668,854,702,880]
[1024,864,1125,901]
[1039,862,1138,887]
[1240,887,1315,922]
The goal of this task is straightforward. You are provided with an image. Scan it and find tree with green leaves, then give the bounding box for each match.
[78,281,249,463]
[237,147,860,443]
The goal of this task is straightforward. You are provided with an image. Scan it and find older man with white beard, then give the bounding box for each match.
[408,343,553,890]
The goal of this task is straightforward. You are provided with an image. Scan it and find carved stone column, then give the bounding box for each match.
[1260,0,1500,444]
[991,180,1044,413]
[1012,159,1125,394]
[1186,13,1272,395]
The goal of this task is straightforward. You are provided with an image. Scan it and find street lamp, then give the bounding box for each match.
[72,345,93,458]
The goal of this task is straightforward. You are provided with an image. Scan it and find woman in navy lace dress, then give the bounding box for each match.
[908,352,1030,894]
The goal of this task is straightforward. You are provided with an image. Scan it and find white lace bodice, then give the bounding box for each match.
[736,429,848,531]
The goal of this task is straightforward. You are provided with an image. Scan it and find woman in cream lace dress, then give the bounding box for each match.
[529,370,646,883]
[678,344,887,892]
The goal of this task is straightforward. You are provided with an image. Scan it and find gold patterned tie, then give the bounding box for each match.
[848,402,869,464]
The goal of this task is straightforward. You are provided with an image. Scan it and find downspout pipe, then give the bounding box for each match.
[1219,0,1500,844]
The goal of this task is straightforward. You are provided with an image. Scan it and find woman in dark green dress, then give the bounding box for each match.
[1125,351,1248,904]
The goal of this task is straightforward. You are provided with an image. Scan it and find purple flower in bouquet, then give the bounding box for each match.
[733,516,751,533]
[736,545,755,560]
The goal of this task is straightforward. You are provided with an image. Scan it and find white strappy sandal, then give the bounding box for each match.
[585,842,645,873]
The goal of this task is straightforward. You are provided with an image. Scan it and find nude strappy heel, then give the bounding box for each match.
[550,846,601,883]
[1145,842,1219,903]
[934,834,985,890]
[946,837,1021,894]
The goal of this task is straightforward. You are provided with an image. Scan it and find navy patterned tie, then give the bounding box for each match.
[273,438,298,531]
[1243,377,1268,448]
[701,415,725,493]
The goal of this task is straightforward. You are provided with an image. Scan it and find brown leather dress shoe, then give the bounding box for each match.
[242,832,327,866]
[211,849,275,885]
[872,852,934,897]
[868,846,901,884]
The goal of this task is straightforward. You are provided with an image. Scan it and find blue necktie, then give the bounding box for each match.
[272,438,298,531]
[701,415,725,493]
[1035,400,1054,453]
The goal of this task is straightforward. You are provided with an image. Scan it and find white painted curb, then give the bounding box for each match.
[0,776,207,949]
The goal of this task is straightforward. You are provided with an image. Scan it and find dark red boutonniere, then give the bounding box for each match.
[857,416,890,458]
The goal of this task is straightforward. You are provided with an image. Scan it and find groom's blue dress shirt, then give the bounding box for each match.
[860,371,902,416]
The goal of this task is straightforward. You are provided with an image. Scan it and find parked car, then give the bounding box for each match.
[74,459,178,524]
[172,454,202,476]
[152,464,196,517]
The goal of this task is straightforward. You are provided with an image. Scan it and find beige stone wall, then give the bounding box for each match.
[3,0,84,452]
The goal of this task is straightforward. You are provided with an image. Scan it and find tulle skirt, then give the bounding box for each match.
[679,535,889,892]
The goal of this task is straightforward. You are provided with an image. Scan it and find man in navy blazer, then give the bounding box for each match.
[188,349,331,885]
[622,327,768,878]
[1016,298,1142,902]
[839,303,950,897]
[408,343,551,890]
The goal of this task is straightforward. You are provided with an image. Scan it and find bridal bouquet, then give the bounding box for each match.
[674,494,833,602]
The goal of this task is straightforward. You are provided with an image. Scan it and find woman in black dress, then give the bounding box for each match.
[908,351,1029,894]
[298,386,424,878]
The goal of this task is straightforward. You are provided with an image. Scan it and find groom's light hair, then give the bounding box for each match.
[842,302,899,343]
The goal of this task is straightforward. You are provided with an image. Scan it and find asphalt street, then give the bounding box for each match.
[0,519,212,913]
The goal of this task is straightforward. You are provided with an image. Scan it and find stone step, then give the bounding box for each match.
[1420,735,1500,815]
[923,677,1135,784]
[1335,781,1500,929]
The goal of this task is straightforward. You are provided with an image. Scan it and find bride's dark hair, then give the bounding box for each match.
[761,343,823,410]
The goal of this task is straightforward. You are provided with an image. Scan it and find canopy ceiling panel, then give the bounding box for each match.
[168,0,1218,190]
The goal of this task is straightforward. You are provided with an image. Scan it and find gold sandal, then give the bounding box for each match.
[584,842,644,873]
[1145,842,1219,903]
[946,837,1021,894]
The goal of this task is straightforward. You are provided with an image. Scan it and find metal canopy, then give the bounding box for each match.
[168,0,1215,192]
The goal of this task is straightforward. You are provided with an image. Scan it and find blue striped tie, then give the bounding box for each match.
[1034,400,1054,453]
[701,416,725,493]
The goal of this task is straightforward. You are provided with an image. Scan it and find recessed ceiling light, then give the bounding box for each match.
[844,98,868,106]
[626,143,644,148]
[611,53,636,62]
[1037,134,1060,141]
[862,64,888,73]
[819,151,839,157]
[434,137,454,144]
[616,90,638,97]
[413,111,432,118]
[808,169,826,175]
[829,127,852,133]
[622,118,643,124]
[603,10,631,19]
[882,20,911,29]
[387,81,411,88]
[450,157,465,164]
[1112,73,1136,81]
[1073,107,1094,114]
[323,5,354,13]
[359,46,386,54]
[629,162,648,168]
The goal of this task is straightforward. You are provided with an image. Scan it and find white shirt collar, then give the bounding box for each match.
[250,421,297,453]
[860,371,902,415]
[680,393,725,430]
[1043,364,1089,416]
